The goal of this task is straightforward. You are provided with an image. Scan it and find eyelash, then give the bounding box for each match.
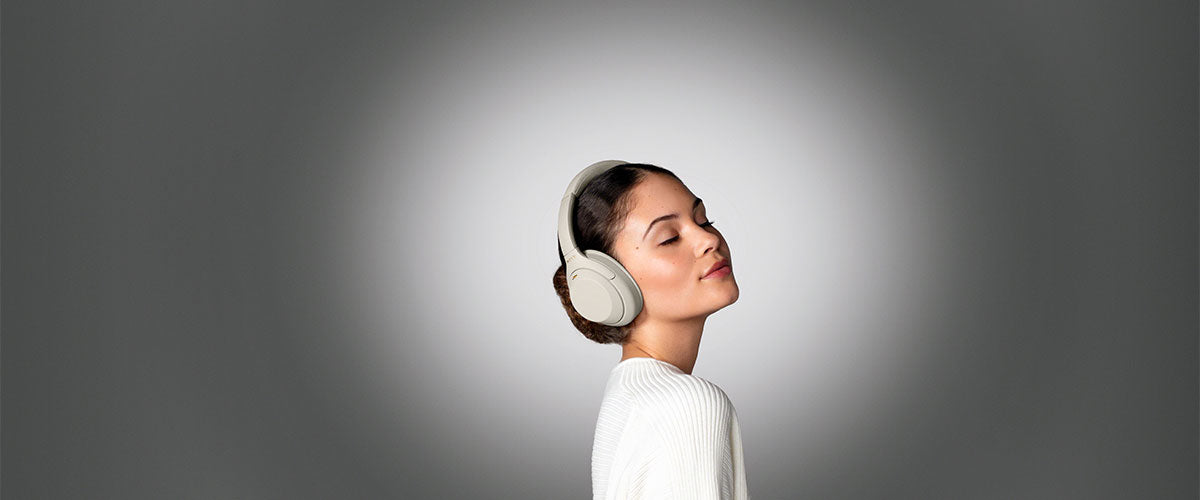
[660,221,716,246]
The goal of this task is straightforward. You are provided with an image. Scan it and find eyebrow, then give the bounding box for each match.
[642,197,703,241]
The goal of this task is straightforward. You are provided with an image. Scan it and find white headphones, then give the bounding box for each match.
[557,160,644,326]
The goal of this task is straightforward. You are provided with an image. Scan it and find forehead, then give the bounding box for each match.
[625,174,700,219]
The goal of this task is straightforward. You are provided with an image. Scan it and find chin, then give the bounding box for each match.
[710,286,740,312]
[724,287,740,307]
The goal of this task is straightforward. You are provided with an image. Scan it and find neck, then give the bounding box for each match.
[619,316,707,375]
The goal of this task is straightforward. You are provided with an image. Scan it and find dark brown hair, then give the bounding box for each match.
[553,163,681,344]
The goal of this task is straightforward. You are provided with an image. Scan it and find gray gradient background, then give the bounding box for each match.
[4,1,1196,499]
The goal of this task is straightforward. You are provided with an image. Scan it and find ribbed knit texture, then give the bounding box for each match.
[592,357,750,499]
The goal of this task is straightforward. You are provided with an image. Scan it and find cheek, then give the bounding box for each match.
[633,256,695,293]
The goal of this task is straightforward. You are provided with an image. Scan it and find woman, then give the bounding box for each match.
[553,160,749,499]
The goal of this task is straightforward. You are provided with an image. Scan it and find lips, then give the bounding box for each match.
[702,260,731,279]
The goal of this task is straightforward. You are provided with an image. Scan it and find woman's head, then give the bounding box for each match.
[553,163,738,344]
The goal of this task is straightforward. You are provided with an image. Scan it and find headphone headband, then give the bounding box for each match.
[557,160,629,267]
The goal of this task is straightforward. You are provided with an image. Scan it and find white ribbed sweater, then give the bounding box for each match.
[592,357,749,499]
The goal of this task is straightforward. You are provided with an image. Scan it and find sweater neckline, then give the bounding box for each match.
[614,356,685,374]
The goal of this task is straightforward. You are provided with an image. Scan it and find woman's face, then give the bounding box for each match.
[610,173,739,323]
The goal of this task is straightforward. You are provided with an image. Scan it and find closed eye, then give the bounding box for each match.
[659,221,716,246]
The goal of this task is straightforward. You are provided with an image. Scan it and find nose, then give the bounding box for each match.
[695,226,720,258]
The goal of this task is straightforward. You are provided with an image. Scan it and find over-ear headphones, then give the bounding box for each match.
[557,160,644,326]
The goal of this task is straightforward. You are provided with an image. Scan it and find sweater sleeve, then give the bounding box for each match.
[645,379,740,499]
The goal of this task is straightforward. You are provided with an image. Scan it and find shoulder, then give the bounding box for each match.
[626,369,734,431]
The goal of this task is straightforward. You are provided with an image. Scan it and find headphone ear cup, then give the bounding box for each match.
[581,250,644,326]
[567,267,624,325]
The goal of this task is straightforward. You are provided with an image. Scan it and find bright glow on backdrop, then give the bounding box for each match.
[344,0,954,489]
[4,1,1194,499]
